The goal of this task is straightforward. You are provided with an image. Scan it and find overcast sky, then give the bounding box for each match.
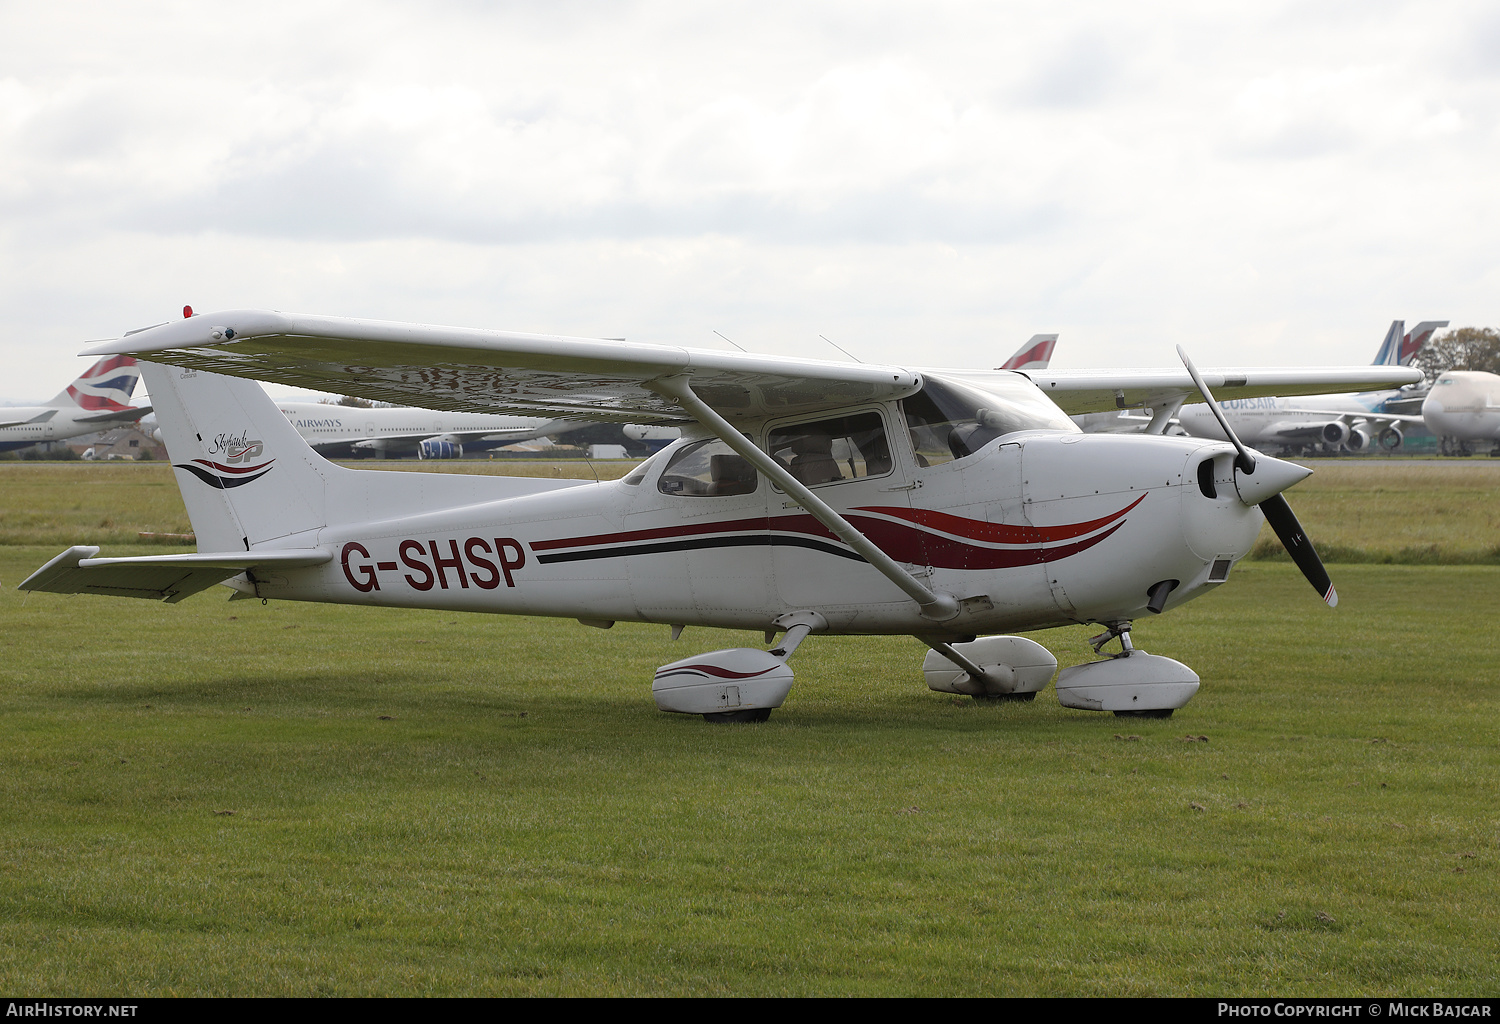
[2,0,1496,403]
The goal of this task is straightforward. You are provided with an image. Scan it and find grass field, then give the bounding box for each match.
[1,462,1497,995]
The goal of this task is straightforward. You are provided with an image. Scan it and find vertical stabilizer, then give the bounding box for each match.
[1402,321,1448,365]
[999,334,1058,370]
[141,362,333,552]
[1370,321,1405,366]
[48,356,143,409]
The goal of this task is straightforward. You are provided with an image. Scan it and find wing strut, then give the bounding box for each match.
[649,375,960,622]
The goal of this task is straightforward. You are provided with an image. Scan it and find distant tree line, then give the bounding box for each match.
[1415,327,1500,381]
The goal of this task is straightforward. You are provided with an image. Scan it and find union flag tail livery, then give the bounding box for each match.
[0,356,151,452]
[54,356,143,411]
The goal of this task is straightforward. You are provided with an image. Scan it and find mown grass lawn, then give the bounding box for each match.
[1,537,1495,995]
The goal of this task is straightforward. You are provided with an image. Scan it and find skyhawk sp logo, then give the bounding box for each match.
[175,432,274,489]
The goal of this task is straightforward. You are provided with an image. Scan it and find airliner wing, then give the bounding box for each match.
[1287,409,1427,426]
[74,405,153,424]
[1014,367,1423,415]
[83,310,921,424]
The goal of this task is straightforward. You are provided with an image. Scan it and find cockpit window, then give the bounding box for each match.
[656,439,758,497]
[767,412,891,487]
[904,373,1076,466]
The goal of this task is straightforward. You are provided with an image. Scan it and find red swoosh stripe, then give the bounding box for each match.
[192,458,276,475]
[851,494,1145,544]
[532,497,1142,570]
[653,663,778,681]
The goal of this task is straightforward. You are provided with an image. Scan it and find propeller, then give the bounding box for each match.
[1177,346,1337,608]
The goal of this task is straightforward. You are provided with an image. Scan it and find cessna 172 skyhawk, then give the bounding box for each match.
[19,311,1419,721]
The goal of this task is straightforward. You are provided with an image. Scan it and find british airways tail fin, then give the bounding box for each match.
[48,355,143,410]
[998,334,1058,370]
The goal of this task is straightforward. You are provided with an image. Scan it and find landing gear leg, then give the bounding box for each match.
[1054,620,1200,716]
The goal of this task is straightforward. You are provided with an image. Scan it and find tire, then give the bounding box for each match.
[703,708,773,724]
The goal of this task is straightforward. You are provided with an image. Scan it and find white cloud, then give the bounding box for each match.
[2,0,1499,401]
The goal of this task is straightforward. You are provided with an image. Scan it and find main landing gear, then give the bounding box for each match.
[651,612,826,724]
[1053,621,1200,718]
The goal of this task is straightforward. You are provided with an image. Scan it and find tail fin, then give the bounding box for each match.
[140,361,333,552]
[999,334,1058,370]
[1370,321,1405,366]
[1401,320,1448,364]
[48,355,143,410]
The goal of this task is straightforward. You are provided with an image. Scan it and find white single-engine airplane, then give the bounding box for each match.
[20,311,1419,722]
[0,356,152,452]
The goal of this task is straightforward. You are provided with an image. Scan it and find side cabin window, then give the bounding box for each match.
[657,439,758,497]
[767,412,891,487]
[903,375,1077,467]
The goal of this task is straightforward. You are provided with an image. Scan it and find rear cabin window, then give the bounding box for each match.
[656,439,758,497]
[767,412,892,488]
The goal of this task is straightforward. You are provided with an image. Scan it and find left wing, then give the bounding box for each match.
[83,310,921,424]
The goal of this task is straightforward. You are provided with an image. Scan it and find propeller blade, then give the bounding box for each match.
[1176,345,1255,474]
[1259,493,1337,607]
[1175,346,1335,608]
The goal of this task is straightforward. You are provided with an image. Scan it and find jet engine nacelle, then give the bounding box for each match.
[922,635,1057,696]
[1054,651,1200,715]
[1378,426,1403,451]
[1344,428,1370,452]
[1320,421,1349,447]
[417,438,463,460]
[652,648,795,718]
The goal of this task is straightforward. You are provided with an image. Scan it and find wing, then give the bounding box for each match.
[84,310,920,424]
[1012,367,1423,415]
[84,309,1423,423]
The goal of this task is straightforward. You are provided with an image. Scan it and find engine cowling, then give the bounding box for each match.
[1320,421,1349,446]
[418,438,463,460]
[1344,428,1370,452]
[1378,426,1403,451]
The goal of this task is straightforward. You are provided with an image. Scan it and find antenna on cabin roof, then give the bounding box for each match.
[713,330,746,352]
[820,334,863,363]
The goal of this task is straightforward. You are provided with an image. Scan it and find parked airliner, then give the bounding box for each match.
[0,357,152,452]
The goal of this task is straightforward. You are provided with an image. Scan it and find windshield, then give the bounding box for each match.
[903,373,1076,465]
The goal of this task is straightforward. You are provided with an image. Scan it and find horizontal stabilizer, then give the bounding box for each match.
[19,546,330,603]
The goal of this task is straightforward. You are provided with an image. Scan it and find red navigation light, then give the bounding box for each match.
[183,305,194,318]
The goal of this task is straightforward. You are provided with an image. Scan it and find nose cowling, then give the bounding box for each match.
[1231,453,1311,506]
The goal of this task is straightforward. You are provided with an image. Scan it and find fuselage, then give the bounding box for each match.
[1422,371,1500,442]
[276,402,567,453]
[243,417,1265,638]
[1177,390,1408,449]
[0,404,150,452]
